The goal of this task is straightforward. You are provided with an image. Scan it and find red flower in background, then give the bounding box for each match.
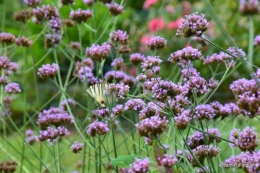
[167,17,182,29]
[143,0,158,10]
[139,34,151,52]
[148,17,165,33]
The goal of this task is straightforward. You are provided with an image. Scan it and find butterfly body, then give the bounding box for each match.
[86,82,108,108]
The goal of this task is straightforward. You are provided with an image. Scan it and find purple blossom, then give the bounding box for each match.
[83,0,93,6]
[61,98,76,111]
[104,70,127,83]
[157,154,178,168]
[128,158,150,173]
[5,83,21,94]
[111,57,124,70]
[138,102,164,119]
[24,0,41,7]
[176,12,209,38]
[44,34,62,48]
[69,9,92,23]
[141,56,162,71]
[136,73,147,82]
[107,83,129,99]
[71,141,84,154]
[69,41,81,51]
[111,104,124,117]
[14,10,33,23]
[38,63,59,79]
[86,43,111,62]
[49,17,62,33]
[136,115,168,137]
[86,121,109,136]
[106,2,124,16]
[240,0,259,15]
[203,52,231,65]
[130,53,145,66]
[174,109,191,129]
[110,30,128,44]
[15,36,32,47]
[147,36,167,50]
[77,66,99,85]
[0,56,10,69]
[254,35,260,46]
[230,78,258,98]
[194,104,215,120]
[227,47,246,60]
[122,75,136,87]
[124,99,145,111]
[39,126,69,142]
[0,32,15,45]
[92,108,109,118]
[32,5,59,24]
[168,47,202,65]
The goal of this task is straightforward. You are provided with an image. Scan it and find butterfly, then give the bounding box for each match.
[86,82,108,108]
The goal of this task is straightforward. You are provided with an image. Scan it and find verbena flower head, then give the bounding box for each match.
[104,70,126,83]
[14,10,33,23]
[240,0,260,15]
[254,35,260,46]
[70,9,92,23]
[63,19,74,27]
[147,36,167,50]
[176,12,209,38]
[69,41,81,51]
[71,141,83,154]
[203,52,231,65]
[230,78,258,98]
[38,63,59,79]
[24,0,41,7]
[44,34,62,48]
[15,36,32,47]
[0,76,9,85]
[39,126,69,142]
[136,73,147,82]
[49,17,62,33]
[136,115,168,137]
[128,158,150,173]
[5,83,21,94]
[0,32,15,45]
[141,56,162,71]
[86,121,109,136]
[130,53,145,66]
[168,46,202,65]
[107,83,129,99]
[32,5,59,24]
[37,107,74,128]
[106,2,124,16]
[174,109,191,129]
[111,104,124,117]
[77,66,99,85]
[92,108,109,118]
[0,56,11,69]
[138,102,164,119]
[86,43,111,62]
[84,0,93,6]
[229,127,258,152]
[111,57,124,70]
[124,99,145,111]
[61,98,76,111]
[227,47,246,60]
[61,0,75,6]
[157,154,178,168]
[110,30,128,44]
[194,104,215,120]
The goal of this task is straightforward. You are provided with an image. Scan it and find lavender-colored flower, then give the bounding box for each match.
[14,10,33,23]
[240,0,259,15]
[168,47,202,65]
[230,127,258,152]
[187,76,209,95]
[15,36,32,47]
[74,58,94,75]
[61,98,76,111]
[25,129,38,145]
[24,0,41,7]
[49,17,62,33]
[157,154,178,168]
[110,30,128,44]
[44,34,62,48]
[0,56,10,69]
[106,2,124,16]
[37,107,74,128]
[136,73,147,82]
[77,66,99,85]
[176,12,209,38]
[224,103,241,116]
[86,43,111,62]
[5,83,21,94]
[39,126,69,142]
[210,101,231,119]
[254,35,260,46]
[61,0,74,6]
[111,57,124,70]
[111,104,124,117]
[174,109,191,129]
[138,102,164,119]
[69,41,81,51]
[63,19,74,27]
[203,52,231,65]
[86,121,109,136]
[92,108,109,118]
[38,63,59,79]
[129,158,150,173]
[124,99,145,111]
[208,78,218,89]
[71,141,83,153]
[136,115,168,137]
[141,56,162,71]
[194,104,215,120]
[230,78,257,98]
[33,5,59,24]
[130,53,145,66]
[26,129,34,137]
[0,32,15,45]
[123,75,136,87]
[227,47,246,60]
[104,70,127,83]
[147,36,167,50]
[107,83,129,99]
[0,76,9,85]
[83,0,93,6]
[70,9,92,23]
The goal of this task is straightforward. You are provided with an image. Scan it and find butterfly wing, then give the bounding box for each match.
[86,82,108,108]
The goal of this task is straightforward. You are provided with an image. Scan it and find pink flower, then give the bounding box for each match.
[143,0,158,10]
[148,17,164,33]
[167,17,182,29]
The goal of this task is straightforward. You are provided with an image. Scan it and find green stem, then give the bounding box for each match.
[247,16,254,72]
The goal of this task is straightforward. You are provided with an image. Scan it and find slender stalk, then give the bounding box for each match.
[247,16,254,72]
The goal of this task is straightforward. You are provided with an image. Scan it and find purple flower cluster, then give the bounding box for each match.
[92,108,109,118]
[84,0,93,6]
[157,154,178,168]
[86,121,109,136]
[176,12,209,38]
[44,34,62,48]
[111,57,124,70]
[14,10,33,23]
[203,52,231,65]
[32,5,59,24]
[194,104,215,120]
[105,70,136,87]
[71,141,84,154]
[15,36,32,47]
[49,17,62,33]
[106,2,124,16]
[37,63,59,79]
[128,158,150,173]
[227,47,246,60]
[124,99,145,111]
[138,102,164,119]
[0,56,19,76]
[147,36,167,50]
[39,126,69,143]
[141,56,162,71]
[110,30,128,44]
[240,0,259,15]
[111,104,124,117]
[86,42,111,62]
[130,53,145,66]
[0,32,15,45]
[136,73,147,82]
[24,0,41,7]
[136,115,168,137]
[254,35,260,46]
[229,127,258,152]
[4,83,21,94]
[61,98,76,111]
[0,76,9,85]
[25,129,38,145]
[0,160,18,173]
[168,47,202,66]
[70,9,92,23]
[174,109,191,129]
[107,83,129,99]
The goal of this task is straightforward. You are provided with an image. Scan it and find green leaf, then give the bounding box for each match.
[111,155,142,167]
